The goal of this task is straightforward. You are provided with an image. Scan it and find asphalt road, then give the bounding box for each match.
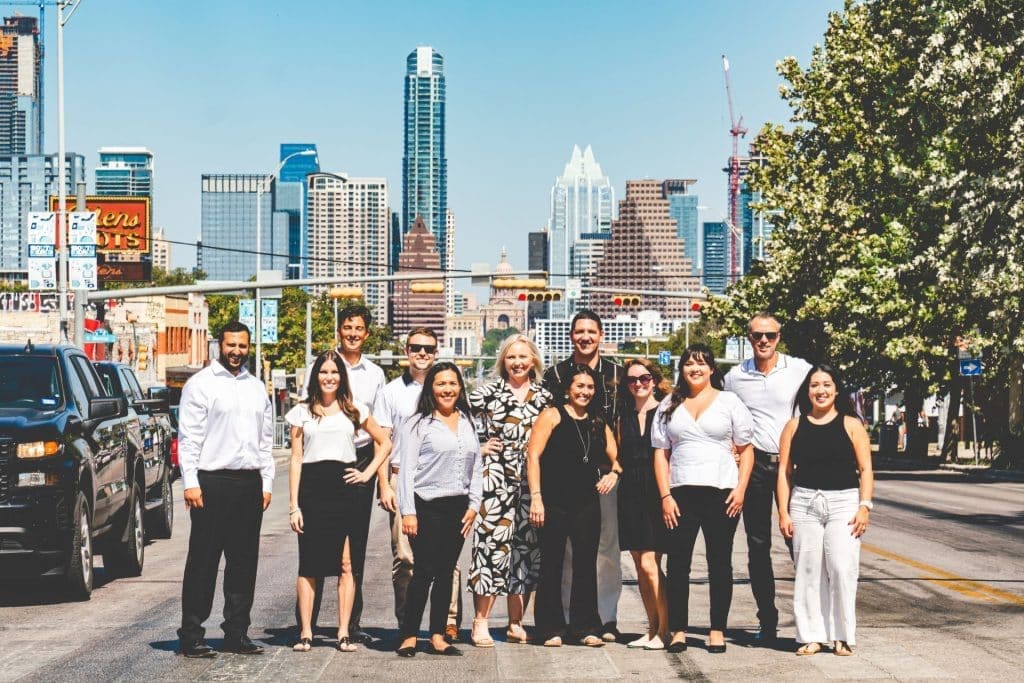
[1,457,1021,681]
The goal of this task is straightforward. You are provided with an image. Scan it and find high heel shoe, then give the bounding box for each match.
[471,618,494,648]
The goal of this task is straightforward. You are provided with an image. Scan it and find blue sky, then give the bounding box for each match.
[49,0,841,277]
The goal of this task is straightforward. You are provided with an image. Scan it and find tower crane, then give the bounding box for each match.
[721,54,747,284]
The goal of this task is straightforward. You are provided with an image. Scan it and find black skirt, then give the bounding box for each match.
[296,460,368,577]
[617,409,669,553]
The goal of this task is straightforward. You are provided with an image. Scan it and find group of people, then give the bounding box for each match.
[174,306,874,662]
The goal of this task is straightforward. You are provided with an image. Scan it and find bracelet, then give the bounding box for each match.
[609,470,621,477]
[661,493,672,500]
[858,500,873,510]
[530,491,542,497]
[289,508,301,516]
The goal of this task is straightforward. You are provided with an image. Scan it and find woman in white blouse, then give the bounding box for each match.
[285,350,391,653]
[652,344,754,654]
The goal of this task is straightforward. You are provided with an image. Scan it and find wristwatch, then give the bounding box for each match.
[858,500,873,510]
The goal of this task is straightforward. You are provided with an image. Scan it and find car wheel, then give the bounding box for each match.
[65,492,93,600]
[149,469,173,540]
[106,483,145,577]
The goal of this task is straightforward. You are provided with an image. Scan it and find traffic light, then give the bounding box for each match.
[611,295,641,306]
[329,286,364,300]
[691,302,703,313]
[136,344,148,372]
[518,291,562,302]
[410,280,445,293]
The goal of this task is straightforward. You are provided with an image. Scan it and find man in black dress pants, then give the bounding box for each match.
[176,322,275,657]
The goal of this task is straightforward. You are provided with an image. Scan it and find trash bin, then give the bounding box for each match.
[878,424,898,456]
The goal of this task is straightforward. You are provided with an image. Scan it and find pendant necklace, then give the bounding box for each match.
[569,411,591,463]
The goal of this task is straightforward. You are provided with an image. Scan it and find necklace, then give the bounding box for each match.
[569,412,591,463]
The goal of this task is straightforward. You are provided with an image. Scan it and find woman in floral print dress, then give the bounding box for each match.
[467,334,552,647]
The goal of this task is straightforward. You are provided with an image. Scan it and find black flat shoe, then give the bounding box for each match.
[752,626,777,646]
[666,640,687,653]
[223,636,264,655]
[708,643,727,654]
[396,646,417,657]
[350,629,373,644]
[178,640,217,658]
[427,644,462,656]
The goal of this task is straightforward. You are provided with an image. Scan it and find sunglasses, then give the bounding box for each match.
[407,343,437,354]
[750,332,779,341]
[625,374,654,386]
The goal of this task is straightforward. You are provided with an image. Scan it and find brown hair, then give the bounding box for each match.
[305,349,362,430]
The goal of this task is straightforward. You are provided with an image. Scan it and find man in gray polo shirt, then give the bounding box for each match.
[723,312,811,645]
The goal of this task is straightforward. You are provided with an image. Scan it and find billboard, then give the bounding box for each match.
[49,196,152,283]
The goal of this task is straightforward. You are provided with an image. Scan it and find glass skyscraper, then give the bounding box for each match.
[702,221,728,294]
[548,145,614,319]
[277,143,319,278]
[0,16,41,156]
[200,174,288,281]
[402,46,448,276]
[664,179,700,276]
[96,148,153,196]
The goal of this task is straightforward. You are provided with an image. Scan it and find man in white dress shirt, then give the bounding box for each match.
[723,312,811,646]
[177,322,274,658]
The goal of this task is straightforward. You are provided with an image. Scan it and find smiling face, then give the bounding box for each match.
[626,363,655,402]
[566,372,596,412]
[570,318,603,361]
[338,315,369,356]
[218,331,250,375]
[807,370,837,414]
[406,332,438,373]
[681,353,712,394]
[431,369,462,414]
[318,358,341,398]
[503,341,536,384]
[749,315,782,364]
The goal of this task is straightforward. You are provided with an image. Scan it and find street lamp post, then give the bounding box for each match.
[126,311,138,371]
[254,149,317,383]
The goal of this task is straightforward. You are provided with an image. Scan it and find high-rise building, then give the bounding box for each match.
[444,208,455,314]
[151,227,170,272]
[527,228,549,321]
[702,221,728,294]
[0,16,41,156]
[305,172,390,325]
[548,144,614,318]
[589,180,699,320]
[277,143,319,279]
[199,174,288,281]
[402,46,448,282]
[663,179,700,275]
[739,145,774,270]
[392,216,445,340]
[0,154,85,276]
[96,147,153,196]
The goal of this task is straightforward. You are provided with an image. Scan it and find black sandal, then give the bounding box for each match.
[337,636,357,652]
[292,637,312,652]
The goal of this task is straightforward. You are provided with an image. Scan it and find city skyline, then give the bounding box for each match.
[40,1,841,278]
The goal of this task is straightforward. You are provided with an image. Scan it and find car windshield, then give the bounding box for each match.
[0,357,64,410]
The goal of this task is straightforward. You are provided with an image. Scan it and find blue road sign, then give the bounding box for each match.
[658,350,672,366]
[959,359,982,377]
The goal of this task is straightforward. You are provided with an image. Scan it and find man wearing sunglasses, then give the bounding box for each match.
[373,328,463,641]
[723,312,811,646]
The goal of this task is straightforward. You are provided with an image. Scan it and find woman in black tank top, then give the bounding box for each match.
[777,364,874,657]
[526,365,622,647]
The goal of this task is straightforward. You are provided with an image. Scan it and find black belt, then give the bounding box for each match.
[754,448,780,464]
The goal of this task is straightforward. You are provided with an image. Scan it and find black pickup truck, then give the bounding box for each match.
[93,362,175,540]
[0,342,149,599]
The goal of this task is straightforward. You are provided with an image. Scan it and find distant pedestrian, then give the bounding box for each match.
[176,321,274,658]
[528,364,622,648]
[777,364,873,656]
[285,349,391,653]
[395,363,483,657]
[466,334,551,647]
[723,312,811,645]
[653,344,754,654]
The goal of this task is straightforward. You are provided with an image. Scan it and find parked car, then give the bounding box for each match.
[0,342,147,599]
[93,363,175,540]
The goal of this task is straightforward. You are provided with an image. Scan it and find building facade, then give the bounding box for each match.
[95,147,153,197]
[548,144,614,318]
[305,172,390,324]
[535,311,688,365]
[527,228,549,322]
[702,221,728,294]
[0,15,41,156]
[588,179,700,320]
[199,174,288,281]
[277,143,319,279]
[151,227,170,272]
[479,248,526,335]
[392,216,445,340]
[664,179,700,275]
[402,46,448,283]
[0,153,85,277]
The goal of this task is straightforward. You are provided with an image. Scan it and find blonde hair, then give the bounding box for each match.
[493,334,544,382]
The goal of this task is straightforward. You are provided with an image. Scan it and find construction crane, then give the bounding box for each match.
[1,1,58,154]
[721,54,747,284]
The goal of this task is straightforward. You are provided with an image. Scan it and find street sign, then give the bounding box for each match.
[566,278,582,300]
[238,299,256,332]
[658,350,672,366]
[82,329,117,343]
[261,299,278,344]
[959,359,982,376]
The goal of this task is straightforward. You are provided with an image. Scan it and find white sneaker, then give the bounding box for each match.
[627,634,652,649]
[644,635,665,651]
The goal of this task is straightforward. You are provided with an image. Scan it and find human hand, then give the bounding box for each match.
[402,514,418,538]
[378,485,397,513]
[460,509,477,538]
[662,494,680,529]
[290,509,304,534]
[724,487,745,518]
[184,487,203,510]
[344,466,372,485]
[596,472,618,494]
[779,513,793,539]
[529,498,545,527]
[480,437,503,456]
[849,507,870,537]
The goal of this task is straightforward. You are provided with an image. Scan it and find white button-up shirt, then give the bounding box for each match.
[341,353,386,448]
[723,353,812,453]
[373,372,424,469]
[397,412,483,516]
[178,362,275,493]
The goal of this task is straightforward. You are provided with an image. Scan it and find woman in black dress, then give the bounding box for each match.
[527,364,622,647]
[285,350,391,652]
[617,358,672,650]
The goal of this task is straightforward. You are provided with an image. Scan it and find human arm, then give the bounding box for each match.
[178,378,206,510]
[288,425,304,533]
[596,424,621,494]
[725,443,754,517]
[848,416,874,537]
[526,407,558,527]
[463,428,483,538]
[723,397,755,517]
[375,428,397,511]
[650,403,679,528]
[398,418,423,536]
[345,414,392,485]
[776,418,799,539]
[259,392,274,509]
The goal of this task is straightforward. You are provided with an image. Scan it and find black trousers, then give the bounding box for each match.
[666,485,740,632]
[535,496,601,640]
[399,495,468,638]
[301,444,376,630]
[742,452,781,629]
[178,469,264,643]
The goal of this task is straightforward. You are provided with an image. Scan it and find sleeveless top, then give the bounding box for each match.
[790,413,859,490]
[540,404,604,508]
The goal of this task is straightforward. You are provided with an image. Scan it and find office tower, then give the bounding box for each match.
[0,16,41,155]
[306,172,390,325]
[199,174,288,281]
[527,228,549,320]
[548,144,614,318]
[277,143,319,278]
[444,208,455,314]
[0,154,84,275]
[589,179,699,320]
[663,179,700,275]
[95,147,153,196]
[392,216,445,340]
[402,46,448,279]
[151,228,170,272]
[702,221,728,294]
[389,211,401,273]
[739,145,774,270]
